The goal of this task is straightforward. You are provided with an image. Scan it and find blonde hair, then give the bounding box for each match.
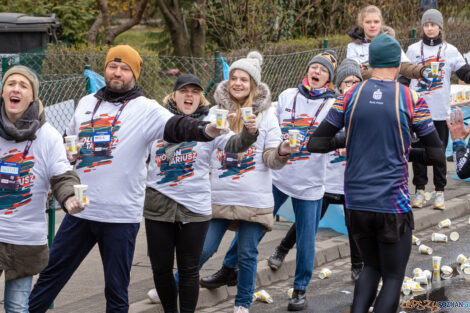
[162,88,209,111]
[227,73,259,134]
[357,5,383,30]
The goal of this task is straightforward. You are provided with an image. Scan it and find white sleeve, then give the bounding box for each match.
[346,43,361,65]
[66,112,78,136]
[45,126,73,179]
[400,49,411,63]
[405,46,415,64]
[451,48,467,72]
[141,100,174,144]
[263,110,282,150]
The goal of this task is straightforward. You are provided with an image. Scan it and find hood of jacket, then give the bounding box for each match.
[213,80,272,114]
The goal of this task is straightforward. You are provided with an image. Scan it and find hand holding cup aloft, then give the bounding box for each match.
[64,135,81,163]
[446,109,470,141]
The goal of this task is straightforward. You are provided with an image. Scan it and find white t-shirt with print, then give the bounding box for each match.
[0,123,72,245]
[406,41,467,120]
[146,120,232,216]
[272,88,334,201]
[67,94,173,223]
[347,41,410,69]
[324,150,345,195]
[463,51,470,64]
[210,106,282,208]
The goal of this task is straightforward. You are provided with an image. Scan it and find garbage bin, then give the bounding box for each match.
[0,13,60,53]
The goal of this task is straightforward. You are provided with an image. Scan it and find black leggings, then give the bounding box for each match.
[412,120,448,191]
[145,219,210,313]
[351,227,412,313]
[278,193,363,267]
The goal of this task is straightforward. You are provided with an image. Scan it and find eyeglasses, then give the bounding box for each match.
[342,79,361,87]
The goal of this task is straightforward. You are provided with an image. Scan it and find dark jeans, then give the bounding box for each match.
[278,193,363,267]
[29,214,139,313]
[412,120,448,191]
[145,219,210,313]
[348,210,412,313]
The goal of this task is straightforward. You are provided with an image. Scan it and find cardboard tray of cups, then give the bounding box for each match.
[450,84,470,107]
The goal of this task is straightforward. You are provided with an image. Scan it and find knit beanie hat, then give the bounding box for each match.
[369,34,401,68]
[421,9,443,30]
[229,51,263,85]
[335,59,362,89]
[105,45,143,80]
[1,65,40,100]
[306,50,338,82]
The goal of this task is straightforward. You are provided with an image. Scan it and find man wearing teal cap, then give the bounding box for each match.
[307,33,445,312]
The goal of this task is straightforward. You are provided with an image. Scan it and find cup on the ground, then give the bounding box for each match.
[413,268,423,277]
[288,129,300,148]
[319,268,332,279]
[414,273,428,285]
[431,62,439,76]
[254,290,273,303]
[412,235,421,246]
[441,265,453,279]
[432,232,448,243]
[461,260,470,275]
[423,270,432,280]
[65,135,78,155]
[432,256,442,271]
[215,109,229,129]
[401,281,411,295]
[449,232,459,242]
[73,184,88,205]
[457,254,467,264]
[438,218,451,228]
[241,107,253,123]
[419,244,433,255]
[287,288,294,299]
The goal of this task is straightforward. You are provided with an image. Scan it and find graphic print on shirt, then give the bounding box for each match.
[280,114,318,164]
[0,150,35,215]
[416,56,444,93]
[154,141,198,186]
[215,146,256,180]
[76,114,121,171]
[330,150,346,165]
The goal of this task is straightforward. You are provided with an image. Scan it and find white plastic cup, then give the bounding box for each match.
[461,260,470,275]
[431,62,439,75]
[419,244,433,255]
[287,287,294,299]
[457,254,467,264]
[412,267,423,277]
[441,265,453,279]
[288,129,300,148]
[412,235,421,246]
[241,107,253,123]
[432,256,442,271]
[432,232,448,243]
[438,218,451,228]
[458,90,464,101]
[319,268,332,279]
[73,184,88,205]
[253,290,273,303]
[449,232,459,242]
[401,281,411,295]
[65,135,78,154]
[215,109,229,129]
[423,270,432,280]
[414,273,428,285]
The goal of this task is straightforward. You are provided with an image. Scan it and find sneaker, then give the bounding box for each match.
[411,189,426,208]
[147,288,160,304]
[287,290,308,311]
[233,306,249,313]
[433,191,445,210]
[200,265,238,289]
[268,246,288,270]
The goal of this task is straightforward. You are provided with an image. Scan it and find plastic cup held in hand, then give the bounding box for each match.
[216,109,229,129]
[431,62,439,76]
[288,129,300,148]
[65,135,78,154]
[241,107,253,123]
[73,184,88,205]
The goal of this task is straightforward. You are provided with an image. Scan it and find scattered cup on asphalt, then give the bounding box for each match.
[412,268,423,277]
[288,129,300,148]
[449,231,459,242]
[432,256,442,271]
[287,288,293,299]
[441,265,453,277]
[457,254,468,264]
[419,244,433,255]
[438,218,451,228]
[461,261,470,275]
[319,268,332,279]
[253,290,273,303]
[423,270,432,281]
[414,273,428,285]
[73,184,88,205]
[432,232,448,243]
[401,281,411,295]
[412,235,421,246]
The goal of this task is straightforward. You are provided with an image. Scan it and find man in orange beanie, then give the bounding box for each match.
[29,45,231,313]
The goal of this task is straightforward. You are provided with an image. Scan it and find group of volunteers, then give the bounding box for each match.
[1,4,470,313]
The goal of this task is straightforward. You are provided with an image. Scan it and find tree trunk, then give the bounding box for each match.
[189,0,206,58]
[86,12,103,44]
[155,0,191,56]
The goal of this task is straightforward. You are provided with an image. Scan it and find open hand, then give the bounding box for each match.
[446,109,470,141]
[64,196,86,214]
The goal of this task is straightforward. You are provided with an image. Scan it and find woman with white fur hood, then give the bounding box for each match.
[200,51,298,313]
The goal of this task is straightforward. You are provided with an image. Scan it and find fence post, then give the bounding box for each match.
[85,64,92,94]
[324,38,329,49]
[47,196,56,309]
[1,56,10,76]
[214,50,221,84]
[412,28,417,43]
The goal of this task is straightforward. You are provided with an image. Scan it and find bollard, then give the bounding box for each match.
[412,29,417,43]
[324,38,329,49]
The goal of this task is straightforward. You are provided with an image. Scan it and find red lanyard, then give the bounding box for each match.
[91,99,129,131]
[21,140,33,160]
[290,92,329,133]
